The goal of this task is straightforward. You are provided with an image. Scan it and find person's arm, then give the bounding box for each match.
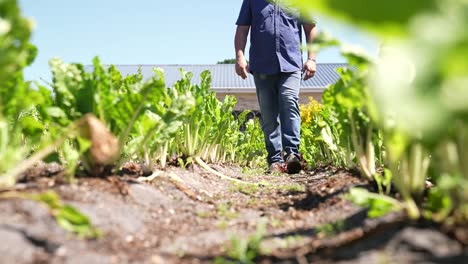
[303,23,318,80]
[235,0,251,80]
[235,25,250,80]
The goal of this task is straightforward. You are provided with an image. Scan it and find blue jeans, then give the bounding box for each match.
[253,71,301,164]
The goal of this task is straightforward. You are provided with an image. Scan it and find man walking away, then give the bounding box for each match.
[234,0,317,174]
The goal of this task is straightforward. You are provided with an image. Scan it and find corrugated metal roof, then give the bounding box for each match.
[108,63,348,91]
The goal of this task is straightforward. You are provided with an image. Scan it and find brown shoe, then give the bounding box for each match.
[286,154,302,174]
[267,162,286,174]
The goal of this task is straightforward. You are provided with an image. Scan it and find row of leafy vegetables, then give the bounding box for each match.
[297,0,467,224]
[0,0,266,186]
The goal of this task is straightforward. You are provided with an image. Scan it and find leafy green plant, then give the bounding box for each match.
[384,137,430,218]
[347,188,402,218]
[0,0,48,186]
[230,183,259,195]
[424,185,454,223]
[165,70,268,187]
[278,183,305,193]
[322,52,384,180]
[33,191,101,239]
[425,173,468,223]
[302,31,384,178]
[173,70,239,164]
[234,112,267,168]
[369,0,468,219]
[45,58,196,174]
[216,202,239,220]
[315,220,345,239]
[287,0,468,222]
[0,191,101,239]
[1,113,112,185]
[0,0,35,87]
[216,221,267,264]
[0,118,29,186]
[300,97,347,167]
[374,169,393,195]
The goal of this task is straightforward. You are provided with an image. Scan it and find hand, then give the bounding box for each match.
[303,59,316,81]
[235,57,249,80]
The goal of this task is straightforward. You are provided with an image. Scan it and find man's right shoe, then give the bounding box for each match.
[286,154,302,174]
[267,162,286,174]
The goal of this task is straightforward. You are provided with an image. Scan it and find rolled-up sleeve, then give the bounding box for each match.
[236,0,251,25]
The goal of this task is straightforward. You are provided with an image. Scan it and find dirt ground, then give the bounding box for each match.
[0,163,467,264]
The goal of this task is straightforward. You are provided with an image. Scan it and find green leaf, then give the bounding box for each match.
[424,187,453,221]
[32,191,63,209]
[19,115,44,137]
[43,152,60,163]
[56,205,91,225]
[76,137,91,153]
[283,0,439,36]
[45,107,67,119]
[32,191,101,239]
[347,188,402,218]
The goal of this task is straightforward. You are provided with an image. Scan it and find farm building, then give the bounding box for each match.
[112,63,347,111]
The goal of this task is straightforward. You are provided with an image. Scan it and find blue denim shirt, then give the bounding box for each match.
[236,0,303,75]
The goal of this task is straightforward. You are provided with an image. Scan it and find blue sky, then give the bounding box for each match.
[19,0,379,81]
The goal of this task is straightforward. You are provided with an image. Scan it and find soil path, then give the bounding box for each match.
[0,165,466,263]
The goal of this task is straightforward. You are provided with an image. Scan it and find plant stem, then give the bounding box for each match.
[159,141,168,169]
[456,122,468,179]
[405,198,420,219]
[0,191,29,200]
[349,110,372,179]
[117,82,156,151]
[1,121,78,187]
[194,157,266,187]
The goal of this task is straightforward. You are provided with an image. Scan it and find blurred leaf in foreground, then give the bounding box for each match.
[33,191,102,239]
[282,0,439,37]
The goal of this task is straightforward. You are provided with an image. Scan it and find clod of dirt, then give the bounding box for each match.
[19,162,63,183]
[77,114,119,175]
[121,162,142,175]
[454,226,468,245]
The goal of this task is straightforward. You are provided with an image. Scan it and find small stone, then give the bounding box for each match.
[48,180,55,187]
[110,256,119,264]
[151,255,164,264]
[56,246,67,257]
[125,235,134,243]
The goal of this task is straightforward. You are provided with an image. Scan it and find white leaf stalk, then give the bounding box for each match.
[348,110,376,180]
[390,142,431,219]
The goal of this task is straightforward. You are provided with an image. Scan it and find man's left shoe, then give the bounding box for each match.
[286,154,302,174]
